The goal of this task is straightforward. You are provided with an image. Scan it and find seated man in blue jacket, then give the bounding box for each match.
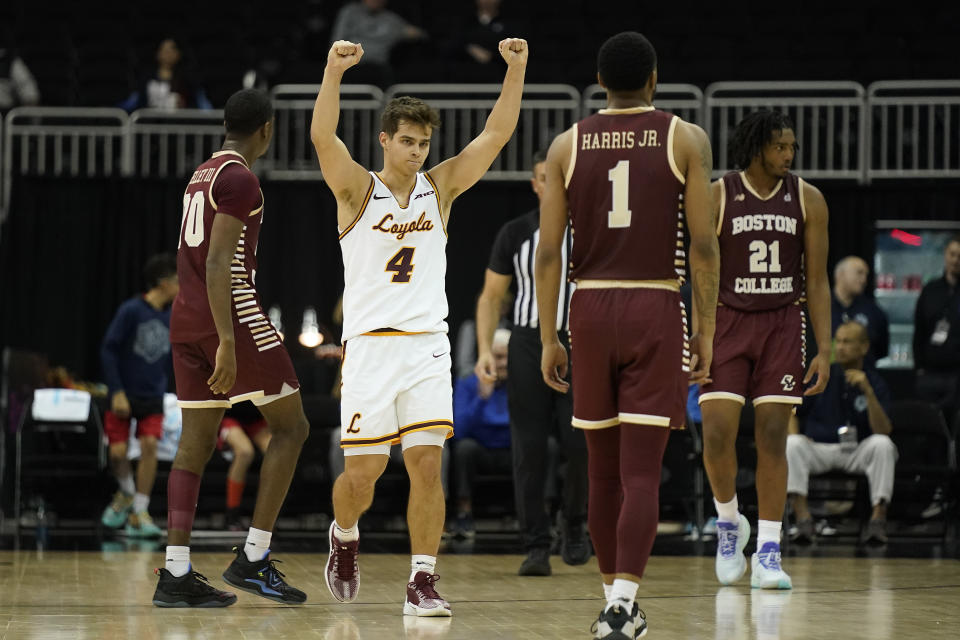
[787,321,897,545]
[451,328,512,537]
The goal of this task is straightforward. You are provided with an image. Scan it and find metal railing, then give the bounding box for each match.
[583,83,705,126]
[267,84,384,180]
[2,108,127,215]
[385,84,580,179]
[705,82,866,180]
[3,81,959,220]
[866,80,960,181]
[128,109,226,178]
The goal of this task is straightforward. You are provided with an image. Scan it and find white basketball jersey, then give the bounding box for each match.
[340,171,449,341]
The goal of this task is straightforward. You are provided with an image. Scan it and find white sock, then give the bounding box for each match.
[244,527,272,562]
[714,495,739,524]
[118,474,135,496]
[410,554,436,581]
[334,521,359,542]
[133,493,149,514]
[605,578,639,611]
[757,520,782,548]
[165,545,190,577]
[603,583,613,600]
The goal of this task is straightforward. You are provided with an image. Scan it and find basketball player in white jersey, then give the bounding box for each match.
[310,38,528,616]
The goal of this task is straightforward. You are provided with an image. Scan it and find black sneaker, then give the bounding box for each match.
[152,568,238,608]
[591,600,647,639]
[561,517,592,565]
[518,546,552,576]
[222,546,307,604]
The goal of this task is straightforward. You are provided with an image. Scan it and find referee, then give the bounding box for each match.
[475,150,589,576]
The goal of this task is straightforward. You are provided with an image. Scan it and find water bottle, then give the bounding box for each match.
[838,424,858,453]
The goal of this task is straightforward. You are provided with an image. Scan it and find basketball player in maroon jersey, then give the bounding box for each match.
[698,110,831,590]
[152,89,309,607]
[535,32,720,639]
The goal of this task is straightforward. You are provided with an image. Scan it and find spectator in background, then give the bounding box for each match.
[444,0,515,82]
[831,255,889,363]
[330,0,426,87]
[100,254,179,538]
[0,37,40,111]
[476,149,588,576]
[913,235,960,424]
[218,402,271,531]
[119,38,212,111]
[450,328,513,538]
[787,322,896,545]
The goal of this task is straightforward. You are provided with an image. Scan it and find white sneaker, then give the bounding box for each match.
[715,514,750,585]
[750,542,792,590]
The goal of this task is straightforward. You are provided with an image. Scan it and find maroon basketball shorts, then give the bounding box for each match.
[699,303,806,407]
[568,287,688,430]
[172,332,300,409]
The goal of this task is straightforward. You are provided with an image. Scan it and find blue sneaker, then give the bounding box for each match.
[715,514,750,585]
[101,491,133,529]
[222,546,307,604]
[751,541,792,590]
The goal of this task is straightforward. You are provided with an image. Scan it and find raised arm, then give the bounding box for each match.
[428,38,528,213]
[802,181,832,396]
[310,41,375,226]
[534,129,572,393]
[680,121,720,385]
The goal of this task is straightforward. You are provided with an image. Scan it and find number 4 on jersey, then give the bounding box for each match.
[386,247,416,283]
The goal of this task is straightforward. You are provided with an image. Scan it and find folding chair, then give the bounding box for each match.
[14,388,106,528]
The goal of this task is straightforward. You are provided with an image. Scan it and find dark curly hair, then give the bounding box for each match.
[597,32,657,93]
[728,110,798,170]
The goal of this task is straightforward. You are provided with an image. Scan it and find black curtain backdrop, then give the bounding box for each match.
[2,176,959,385]
[0,176,538,383]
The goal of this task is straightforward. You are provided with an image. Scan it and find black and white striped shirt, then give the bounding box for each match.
[488,209,574,332]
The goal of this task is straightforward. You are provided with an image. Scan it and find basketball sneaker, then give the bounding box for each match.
[325,522,360,602]
[101,491,133,529]
[590,600,647,639]
[152,568,237,608]
[715,514,750,585]
[750,541,792,590]
[403,571,452,617]
[222,546,307,604]
[125,511,163,538]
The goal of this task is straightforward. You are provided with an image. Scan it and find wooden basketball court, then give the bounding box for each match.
[1,550,958,638]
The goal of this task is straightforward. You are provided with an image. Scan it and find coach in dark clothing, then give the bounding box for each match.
[913,235,960,423]
[831,255,889,363]
[474,151,588,577]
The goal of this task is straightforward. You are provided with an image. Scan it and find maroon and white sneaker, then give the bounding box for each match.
[403,571,452,617]
[325,522,359,602]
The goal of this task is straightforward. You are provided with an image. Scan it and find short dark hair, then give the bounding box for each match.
[947,233,960,249]
[728,110,797,170]
[224,89,274,136]
[381,96,441,137]
[597,32,657,93]
[532,149,547,166]
[144,253,177,290]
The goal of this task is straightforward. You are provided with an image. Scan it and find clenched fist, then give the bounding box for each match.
[327,40,364,73]
[498,38,528,67]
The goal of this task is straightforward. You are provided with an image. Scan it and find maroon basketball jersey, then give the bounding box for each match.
[717,171,806,311]
[170,150,280,352]
[567,108,685,282]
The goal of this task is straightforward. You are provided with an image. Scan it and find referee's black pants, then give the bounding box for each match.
[507,327,588,551]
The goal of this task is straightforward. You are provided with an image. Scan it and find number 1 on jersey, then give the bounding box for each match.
[607,160,632,228]
[386,247,416,283]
